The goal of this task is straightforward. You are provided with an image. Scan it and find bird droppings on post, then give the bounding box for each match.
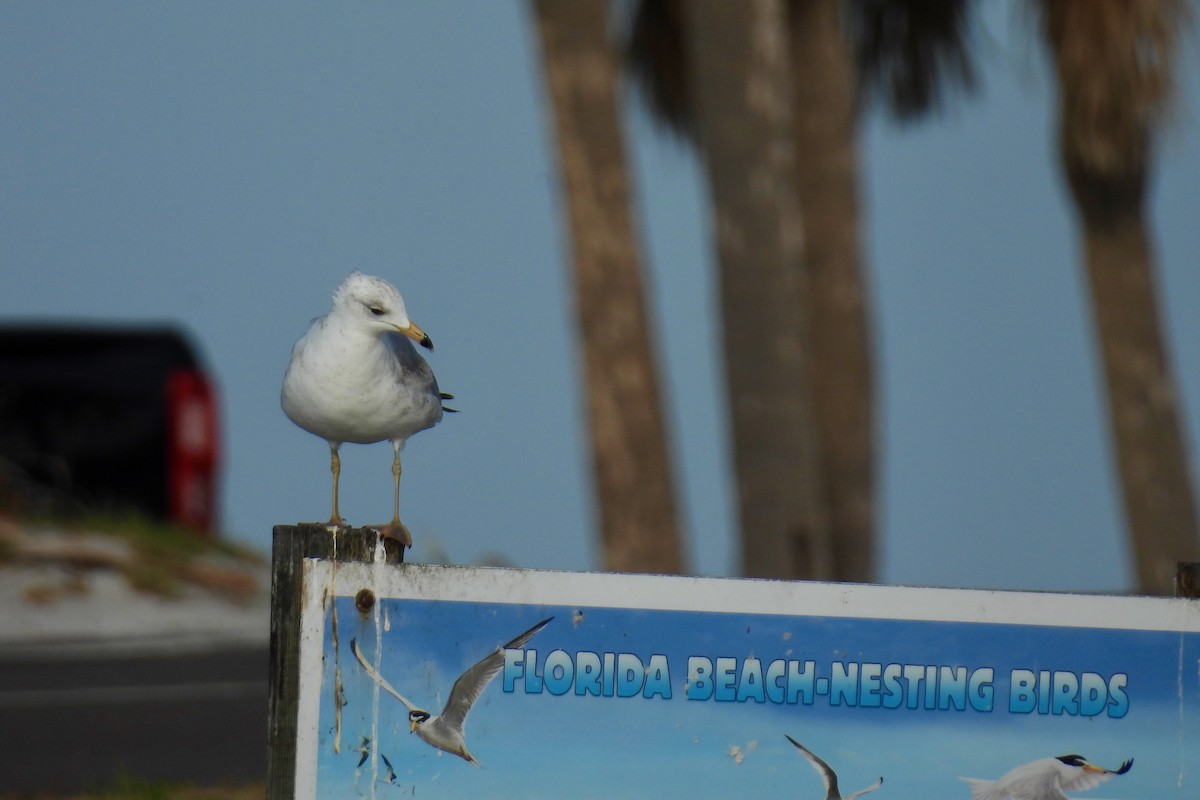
[267,524,404,795]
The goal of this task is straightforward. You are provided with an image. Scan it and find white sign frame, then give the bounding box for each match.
[293,561,1200,800]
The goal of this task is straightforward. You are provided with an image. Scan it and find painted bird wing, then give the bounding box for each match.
[350,639,418,712]
[844,777,883,800]
[786,735,841,800]
[1059,760,1132,794]
[1006,773,1068,800]
[438,617,553,731]
[960,778,999,800]
[1015,786,1067,800]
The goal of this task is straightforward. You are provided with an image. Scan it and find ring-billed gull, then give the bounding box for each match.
[281,272,453,546]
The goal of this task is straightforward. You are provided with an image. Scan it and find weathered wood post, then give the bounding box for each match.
[266,525,403,800]
[1178,562,1200,599]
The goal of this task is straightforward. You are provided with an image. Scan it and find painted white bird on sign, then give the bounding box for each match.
[350,617,552,766]
[962,754,1132,800]
[786,735,883,800]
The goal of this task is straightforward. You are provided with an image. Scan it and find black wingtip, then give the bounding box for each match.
[1115,759,1133,775]
[525,617,554,638]
[503,616,554,651]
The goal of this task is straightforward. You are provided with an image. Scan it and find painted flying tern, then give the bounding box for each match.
[354,735,371,768]
[786,735,883,800]
[351,617,552,766]
[962,754,1133,800]
[379,753,399,785]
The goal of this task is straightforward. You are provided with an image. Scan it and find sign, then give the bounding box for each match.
[289,560,1199,800]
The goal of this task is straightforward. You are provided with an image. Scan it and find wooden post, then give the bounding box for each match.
[266,525,404,800]
[1177,562,1200,599]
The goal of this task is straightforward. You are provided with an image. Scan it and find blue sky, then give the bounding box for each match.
[0,3,1197,591]
[313,594,1197,799]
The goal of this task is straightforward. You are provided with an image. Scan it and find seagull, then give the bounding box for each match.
[281,272,454,546]
[962,754,1133,800]
[350,617,553,766]
[786,735,883,800]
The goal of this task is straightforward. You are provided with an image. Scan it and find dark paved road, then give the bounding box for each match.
[0,644,268,794]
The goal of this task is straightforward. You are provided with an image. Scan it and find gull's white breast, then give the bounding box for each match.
[282,316,443,445]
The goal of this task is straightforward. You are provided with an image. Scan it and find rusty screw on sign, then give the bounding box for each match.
[355,588,376,614]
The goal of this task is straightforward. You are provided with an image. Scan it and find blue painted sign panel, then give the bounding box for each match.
[294,562,1199,799]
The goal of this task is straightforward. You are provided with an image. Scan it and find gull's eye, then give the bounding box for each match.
[368,305,386,316]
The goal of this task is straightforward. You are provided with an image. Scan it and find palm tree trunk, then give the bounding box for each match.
[683,0,831,579]
[1041,0,1199,594]
[789,0,875,581]
[1069,176,1199,593]
[531,0,686,574]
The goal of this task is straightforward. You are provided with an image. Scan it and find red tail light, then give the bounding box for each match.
[166,369,220,534]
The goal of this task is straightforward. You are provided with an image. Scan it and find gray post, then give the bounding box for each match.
[266,525,404,800]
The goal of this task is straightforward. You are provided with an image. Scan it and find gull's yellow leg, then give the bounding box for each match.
[379,441,412,547]
[327,442,346,526]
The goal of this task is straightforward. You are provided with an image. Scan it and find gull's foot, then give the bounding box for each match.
[324,515,350,531]
[375,520,413,548]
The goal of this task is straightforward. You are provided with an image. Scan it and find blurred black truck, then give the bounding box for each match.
[0,325,220,534]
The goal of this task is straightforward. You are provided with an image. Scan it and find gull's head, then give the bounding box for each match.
[332,271,434,350]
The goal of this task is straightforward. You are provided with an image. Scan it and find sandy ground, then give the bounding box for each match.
[0,521,270,656]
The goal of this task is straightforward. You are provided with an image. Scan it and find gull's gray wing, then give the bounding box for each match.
[387,332,439,387]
